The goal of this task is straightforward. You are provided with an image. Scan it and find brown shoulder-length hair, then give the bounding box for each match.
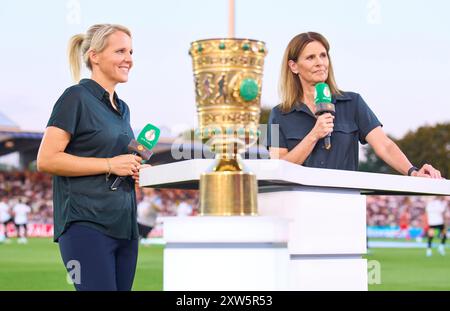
[279,32,341,112]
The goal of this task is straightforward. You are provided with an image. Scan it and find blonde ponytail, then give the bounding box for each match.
[67,34,85,83]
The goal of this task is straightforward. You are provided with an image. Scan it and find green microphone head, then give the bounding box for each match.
[128,123,160,161]
[314,82,332,104]
[137,123,160,150]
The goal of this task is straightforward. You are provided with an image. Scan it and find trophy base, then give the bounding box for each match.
[200,171,258,216]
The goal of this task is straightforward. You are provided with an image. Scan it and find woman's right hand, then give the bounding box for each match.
[108,154,143,176]
[311,113,334,141]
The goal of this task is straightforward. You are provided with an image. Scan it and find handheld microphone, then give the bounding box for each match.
[110,123,161,191]
[314,82,335,150]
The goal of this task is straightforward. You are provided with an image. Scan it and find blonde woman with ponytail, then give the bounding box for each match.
[267,32,442,179]
[37,24,146,291]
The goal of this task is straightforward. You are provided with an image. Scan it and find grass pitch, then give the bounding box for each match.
[366,247,450,290]
[0,238,449,290]
[0,238,162,291]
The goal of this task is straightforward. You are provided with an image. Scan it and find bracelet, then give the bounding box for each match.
[106,158,112,180]
[407,166,419,176]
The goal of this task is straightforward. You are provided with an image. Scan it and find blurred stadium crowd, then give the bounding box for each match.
[0,171,199,222]
[0,171,448,238]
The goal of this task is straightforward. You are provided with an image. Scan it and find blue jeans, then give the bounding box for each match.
[58,223,138,291]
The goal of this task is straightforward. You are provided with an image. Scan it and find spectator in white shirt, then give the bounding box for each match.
[0,197,14,243]
[176,200,193,217]
[425,196,449,256]
[12,198,31,244]
[137,191,162,244]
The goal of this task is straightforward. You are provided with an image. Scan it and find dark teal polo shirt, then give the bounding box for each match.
[267,92,382,171]
[47,79,138,242]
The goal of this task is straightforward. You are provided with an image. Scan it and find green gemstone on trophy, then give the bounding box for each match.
[194,128,201,138]
[219,42,226,50]
[314,82,332,103]
[242,43,250,51]
[197,44,203,53]
[239,79,259,101]
[259,47,265,53]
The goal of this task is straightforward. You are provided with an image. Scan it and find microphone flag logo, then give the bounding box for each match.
[145,129,156,141]
[323,85,331,98]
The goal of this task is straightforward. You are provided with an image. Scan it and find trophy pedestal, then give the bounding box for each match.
[259,187,368,291]
[200,171,257,215]
[163,216,289,291]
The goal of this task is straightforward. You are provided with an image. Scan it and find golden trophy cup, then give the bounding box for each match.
[189,38,268,215]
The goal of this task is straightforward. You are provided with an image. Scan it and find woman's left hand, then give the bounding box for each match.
[412,164,443,179]
[132,164,152,185]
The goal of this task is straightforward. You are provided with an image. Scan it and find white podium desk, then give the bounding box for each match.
[141,159,449,291]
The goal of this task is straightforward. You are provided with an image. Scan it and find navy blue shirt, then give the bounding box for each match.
[47,79,138,242]
[267,92,382,171]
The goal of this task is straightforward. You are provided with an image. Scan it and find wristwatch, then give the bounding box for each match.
[407,166,419,176]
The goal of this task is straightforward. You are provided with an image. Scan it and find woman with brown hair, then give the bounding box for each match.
[267,32,442,179]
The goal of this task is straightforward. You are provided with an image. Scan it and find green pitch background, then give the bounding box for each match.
[0,238,449,291]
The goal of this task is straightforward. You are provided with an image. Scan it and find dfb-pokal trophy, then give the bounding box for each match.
[189,38,267,216]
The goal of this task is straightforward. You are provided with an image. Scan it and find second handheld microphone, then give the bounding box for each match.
[314,82,335,150]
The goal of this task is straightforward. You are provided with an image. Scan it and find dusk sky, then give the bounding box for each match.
[1,0,449,140]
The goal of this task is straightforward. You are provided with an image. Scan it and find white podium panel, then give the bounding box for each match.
[288,257,368,291]
[259,188,366,254]
[163,216,289,291]
[259,187,368,290]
